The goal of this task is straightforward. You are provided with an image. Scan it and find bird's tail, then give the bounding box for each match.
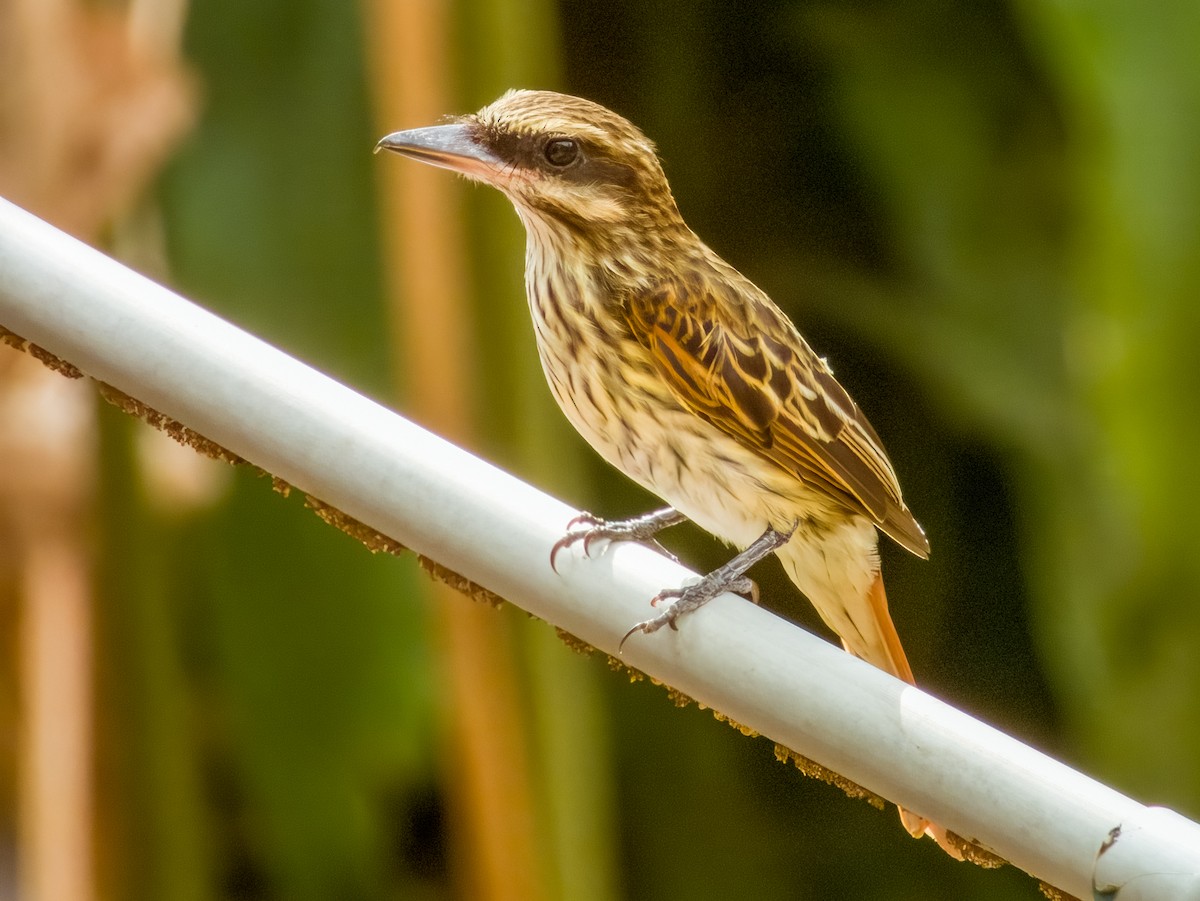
[775,538,916,686]
[777,545,963,858]
[851,570,915,685]
[849,574,964,857]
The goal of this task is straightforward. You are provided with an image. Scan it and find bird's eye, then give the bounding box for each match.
[543,138,579,167]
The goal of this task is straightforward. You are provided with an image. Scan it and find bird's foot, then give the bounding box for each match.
[650,574,760,609]
[618,525,794,652]
[618,572,757,650]
[550,507,686,571]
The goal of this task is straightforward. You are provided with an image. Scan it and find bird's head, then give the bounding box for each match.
[376,90,685,239]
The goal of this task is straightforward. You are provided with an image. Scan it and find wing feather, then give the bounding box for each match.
[625,274,929,558]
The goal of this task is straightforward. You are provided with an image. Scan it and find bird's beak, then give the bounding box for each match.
[374,123,502,181]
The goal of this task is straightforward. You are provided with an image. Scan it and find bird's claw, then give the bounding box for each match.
[550,513,598,571]
[617,573,757,653]
[617,608,682,652]
[554,513,777,654]
[550,511,681,572]
[550,514,591,569]
[742,578,761,605]
[648,577,757,606]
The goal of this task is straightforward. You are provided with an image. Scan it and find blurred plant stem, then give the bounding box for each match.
[0,0,195,898]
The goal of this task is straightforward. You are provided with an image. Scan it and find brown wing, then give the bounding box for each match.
[624,275,930,558]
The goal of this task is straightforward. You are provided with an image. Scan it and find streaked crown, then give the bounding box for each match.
[462,90,684,231]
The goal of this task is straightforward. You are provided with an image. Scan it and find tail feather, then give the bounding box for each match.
[777,544,964,859]
[847,571,915,685]
[855,573,964,859]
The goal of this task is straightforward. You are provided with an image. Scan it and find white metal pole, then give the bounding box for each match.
[0,197,1197,899]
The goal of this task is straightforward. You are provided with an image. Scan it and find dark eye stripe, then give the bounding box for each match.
[474,123,640,190]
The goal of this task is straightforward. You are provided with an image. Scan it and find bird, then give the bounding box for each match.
[377,89,955,855]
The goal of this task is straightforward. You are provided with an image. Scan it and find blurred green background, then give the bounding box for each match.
[4,0,1200,899]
